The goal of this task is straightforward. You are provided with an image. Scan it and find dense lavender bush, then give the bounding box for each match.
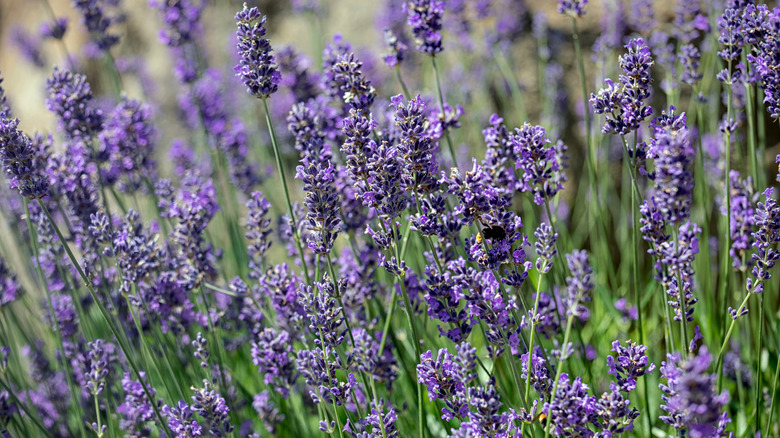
[1,1,780,437]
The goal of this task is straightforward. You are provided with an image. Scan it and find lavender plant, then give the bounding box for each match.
[0,1,779,438]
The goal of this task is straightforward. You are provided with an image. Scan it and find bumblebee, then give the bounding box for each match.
[482,224,506,241]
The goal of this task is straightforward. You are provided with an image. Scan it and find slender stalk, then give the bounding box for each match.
[94,393,103,437]
[755,294,765,435]
[719,62,734,349]
[571,17,595,178]
[717,292,752,391]
[37,199,172,437]
[260,96,311,284]
[543,314,576,438]
[671,227,690,355]
[23,199,88,438]
[524,267,546,407]
[395,68,411,100]
[430,56,458,169]
[766,336,780,437]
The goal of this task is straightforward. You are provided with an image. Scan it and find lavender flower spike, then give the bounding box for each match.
[607,340,655,392]
[404,0,445,55]
[591,38,654,135]
[296,152,341,255]
[558,0,588,17]
[235,3,281,99]
[0,117,49,199]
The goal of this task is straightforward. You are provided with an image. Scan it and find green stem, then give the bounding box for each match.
[524,267,546,407]
[23,199,88,438]
[755,294,765,435]
[717,292,752,391]
[260,96,311,284]
[544,315,576,438]
[430,56,458,169]
[765,334,780,437]
[38,199,172,437]
[395,68,411,100]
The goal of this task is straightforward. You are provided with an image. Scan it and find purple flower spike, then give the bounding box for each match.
[748,188,780,290]
[659,347,731,437]
[45,67,104,142]
[404,0,445,55]
[564,250,594,319]
[513,122,564,205]
[648,108,695,224]
[40,17,68,41]
[0,117,50,200]
[543,374,597,437]
[558,0,588,17]
[235,4,281,99]
[383,28,408,68]
[606,340,655,392]
[296,153,341,255]
[591,38,654,135]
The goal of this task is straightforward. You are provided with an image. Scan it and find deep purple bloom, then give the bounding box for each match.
[606,340,655,392]
[659,221,701,322]
[0,117,50,199]
[168,179,220,288]
[659,347,731,437]
[331,53,377,113]
[417,344,476,422]
[648,108,695,224]
[252,328,297,398]
[98,96,157,193]
[513,122,564,205]
[77,339,112,396]
[163,401,203,438]
[300,281,346,349]
[717,3,745,63]
[557,0,588,17]
[11,27,45,68]
[728,171,758,271]
[45,67,104,141]
[73,0,121,56]
[234,4,281,99]
[346,402,399,437]
[748,7,780,118]
[391,94,439,195]
[534,222,557,274]
[404,0,445,55]
[591,38,654,135]
[482,114,519,191]
[383,28,408,68]
[594,382,640,436]
[564,250,594,319]
[520,348,553,397]
[246,192,273,278]
[0,257,21,307]
[746,188,780,293]
[118,372,156,437]
[40,17,69,40]
[543,374,597,437]
[191,380,234,437]
[295,153,341,255]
